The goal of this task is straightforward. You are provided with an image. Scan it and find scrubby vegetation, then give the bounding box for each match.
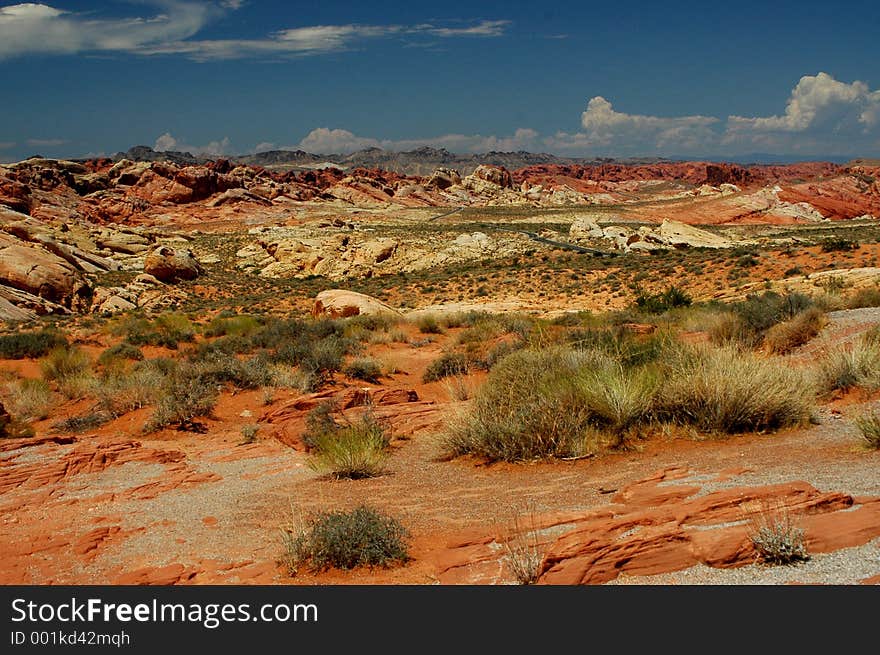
[444,341,814,462]
[305,410,392,479]
[281,505,410,572]
[0,329,67,359]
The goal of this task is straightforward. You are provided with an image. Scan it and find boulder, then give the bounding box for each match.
[312,289,401,319]
[425,168,462,190]
[657,219,736,249]
[471,165,513,189]
[569,216,604,240]
[143,246,203,283]
[0,233,90,306]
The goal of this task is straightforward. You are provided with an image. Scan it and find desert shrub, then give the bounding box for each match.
[854,411,880,449]
[95,365,165,416]
[483,339,526,369]
[203,314,262,337]
[114,312,195,349]
[422,353,469,383]
[144,368,218,433]
[281,505,410,572]
[0,329,67,359]
[568,327,670,369]
[415,313,443,334]
[501,509,544,585]
[846,286,880,309]
[302,401,341,450]
[189,335,254,358]
[189,352,273,390]
[345,313,400,333]
[3,378,54,421]
[343,357,382,383]
[442,348,608,462]
[51,411,112,433]
[307,412,391,479]
[709,292,815,348]
[820,237,857,253]
[575,364,658,447]
[97,342,144,366]
[655,345,814,433]
[815,337,880,394]
[240,423,260,444]
[746,504,810,565]
[40,346,92,382]
[763,307,826,354]
[634,285,692,314]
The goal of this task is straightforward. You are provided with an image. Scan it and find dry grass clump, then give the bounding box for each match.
[442,348,611,462]
[39,345,96,400]
[853,410,880,449]
[444,341,814,462]
[655,345,814,433]
[763,306,826,354]
[815,335,880,394]
[3,378,55,422]
[306,410,392,479]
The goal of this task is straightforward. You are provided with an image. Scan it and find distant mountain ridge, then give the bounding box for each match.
[111,145,677,176]
[109,145,853,176]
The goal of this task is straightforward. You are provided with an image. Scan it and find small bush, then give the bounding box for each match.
[343,358,382,383]
[854,411,880,449]
[240,423,260,444]
[422,353,469,383]
[307,412,391,479]
[415,314,443,334]
[95,365,165,417]
[114,313,195,349]
[39,345,91,382]
[746,504,810,565]
[634,285,692,314]
[820,237,857,253]
[815,337,880,394]
[763,307,826,354]
[51,411,112,433]
[0,329,67,359]
[3,378,54,421]
[144,370,218,433]
[710,292,815,349]
[281,505,410,572]
[442,348,605,462]
[655,345,814,433]
[846,286,880,309]
[203,314,262,338]
[97,342,144,366]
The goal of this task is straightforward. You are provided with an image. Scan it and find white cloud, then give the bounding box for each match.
[296,127,539,154]
[0,1,215,60]
[154,132,233,156]
[0,141,16,150]
[0,4,510,61]
[545,97,719,155]
[723,73,880,155]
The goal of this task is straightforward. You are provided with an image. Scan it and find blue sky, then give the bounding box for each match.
[0,0,878,162]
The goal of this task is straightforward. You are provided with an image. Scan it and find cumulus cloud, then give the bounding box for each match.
[545,73,880,156]
[154,132,233,156]
[296,127,539,154]
[723,72,880,154]
[545,97,719,155]
[0,3,510,61]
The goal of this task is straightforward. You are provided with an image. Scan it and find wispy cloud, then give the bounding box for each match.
[0,2,510,61]
[26,138,66,146]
